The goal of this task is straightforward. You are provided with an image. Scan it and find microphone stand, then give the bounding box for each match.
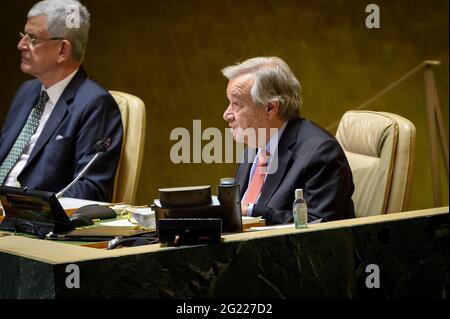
[56,153,101,198]
[56,138,111,199]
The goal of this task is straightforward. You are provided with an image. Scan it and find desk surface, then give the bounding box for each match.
[1,206,448,265]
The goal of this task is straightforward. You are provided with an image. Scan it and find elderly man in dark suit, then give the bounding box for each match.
[222,57,354,224]
[0,0,122,201]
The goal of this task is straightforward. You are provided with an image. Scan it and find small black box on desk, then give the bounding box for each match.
[158,218,221,246]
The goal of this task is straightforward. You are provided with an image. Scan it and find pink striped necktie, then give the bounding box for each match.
[242,151,270,205]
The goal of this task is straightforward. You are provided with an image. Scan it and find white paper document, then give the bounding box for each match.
[58,197,110,210]
[250,218,322,231]
[100,207,156,229]
[100,219,136,227]
[242,216,262,225]
[250,224,295,231]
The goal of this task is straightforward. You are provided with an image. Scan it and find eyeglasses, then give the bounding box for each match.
[19,31,64,48]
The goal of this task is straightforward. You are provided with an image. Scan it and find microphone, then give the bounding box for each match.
[95,137,111,153]
[56,138,111,199]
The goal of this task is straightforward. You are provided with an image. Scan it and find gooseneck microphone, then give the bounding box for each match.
[56,138,111,198]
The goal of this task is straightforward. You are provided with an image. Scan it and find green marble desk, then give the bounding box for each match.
[0,206,448,299]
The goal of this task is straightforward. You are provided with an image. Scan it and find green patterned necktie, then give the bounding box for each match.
[0,90,49,184]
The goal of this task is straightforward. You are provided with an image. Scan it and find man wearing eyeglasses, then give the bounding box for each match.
[0,0,123,201]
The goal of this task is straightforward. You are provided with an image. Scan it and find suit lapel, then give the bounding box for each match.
[236,162,252,198]
[257,119,299,206]
[25,68,87,169]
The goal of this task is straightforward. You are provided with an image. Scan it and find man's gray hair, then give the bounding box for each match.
[222,57,302,120]
[28,0,90,62]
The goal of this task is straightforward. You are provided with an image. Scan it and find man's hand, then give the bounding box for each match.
[241,203,248,216]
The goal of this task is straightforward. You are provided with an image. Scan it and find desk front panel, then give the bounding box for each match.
[1,207,448,298]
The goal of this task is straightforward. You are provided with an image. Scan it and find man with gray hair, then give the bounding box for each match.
[222,56,354,224]
[0,0,123,201]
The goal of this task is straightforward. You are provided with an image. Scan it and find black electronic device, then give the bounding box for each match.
[107,234,159,249]
[158,218,222,245]
[158,185,211,206]
[69,214,94,227]
[0,186,153,241]
[72,204,117,220]
[0,186,75,236]
[153,178,242,234]
[48,226,154,242]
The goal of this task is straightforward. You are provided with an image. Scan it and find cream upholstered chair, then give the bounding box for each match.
[336,110,416,217]
[110,91,146,204]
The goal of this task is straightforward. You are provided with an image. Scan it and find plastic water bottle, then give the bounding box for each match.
[293,189,308,228]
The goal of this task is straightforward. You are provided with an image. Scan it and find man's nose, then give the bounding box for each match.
[223,104,233,121]
[17,36,27,51]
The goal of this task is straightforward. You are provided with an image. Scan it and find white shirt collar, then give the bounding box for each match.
[42,68,79,105]
[260,121,288,156]
[271,121,288,147]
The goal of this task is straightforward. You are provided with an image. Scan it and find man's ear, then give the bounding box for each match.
[57,40,73,63]
[266,100,280,120]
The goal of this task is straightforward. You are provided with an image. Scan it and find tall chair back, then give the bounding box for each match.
[110,91,146,204]
[336,110,416,217]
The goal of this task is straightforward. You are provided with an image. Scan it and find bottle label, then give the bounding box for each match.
[294,203,308,228]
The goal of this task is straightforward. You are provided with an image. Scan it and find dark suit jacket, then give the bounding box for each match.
[0,68,123,202]
[236,118,355,224]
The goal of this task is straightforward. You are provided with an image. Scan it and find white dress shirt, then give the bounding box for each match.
[4,69,79,187]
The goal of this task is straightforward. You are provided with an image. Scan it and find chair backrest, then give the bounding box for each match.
[110,91,146,204]
[336,110,416,217]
